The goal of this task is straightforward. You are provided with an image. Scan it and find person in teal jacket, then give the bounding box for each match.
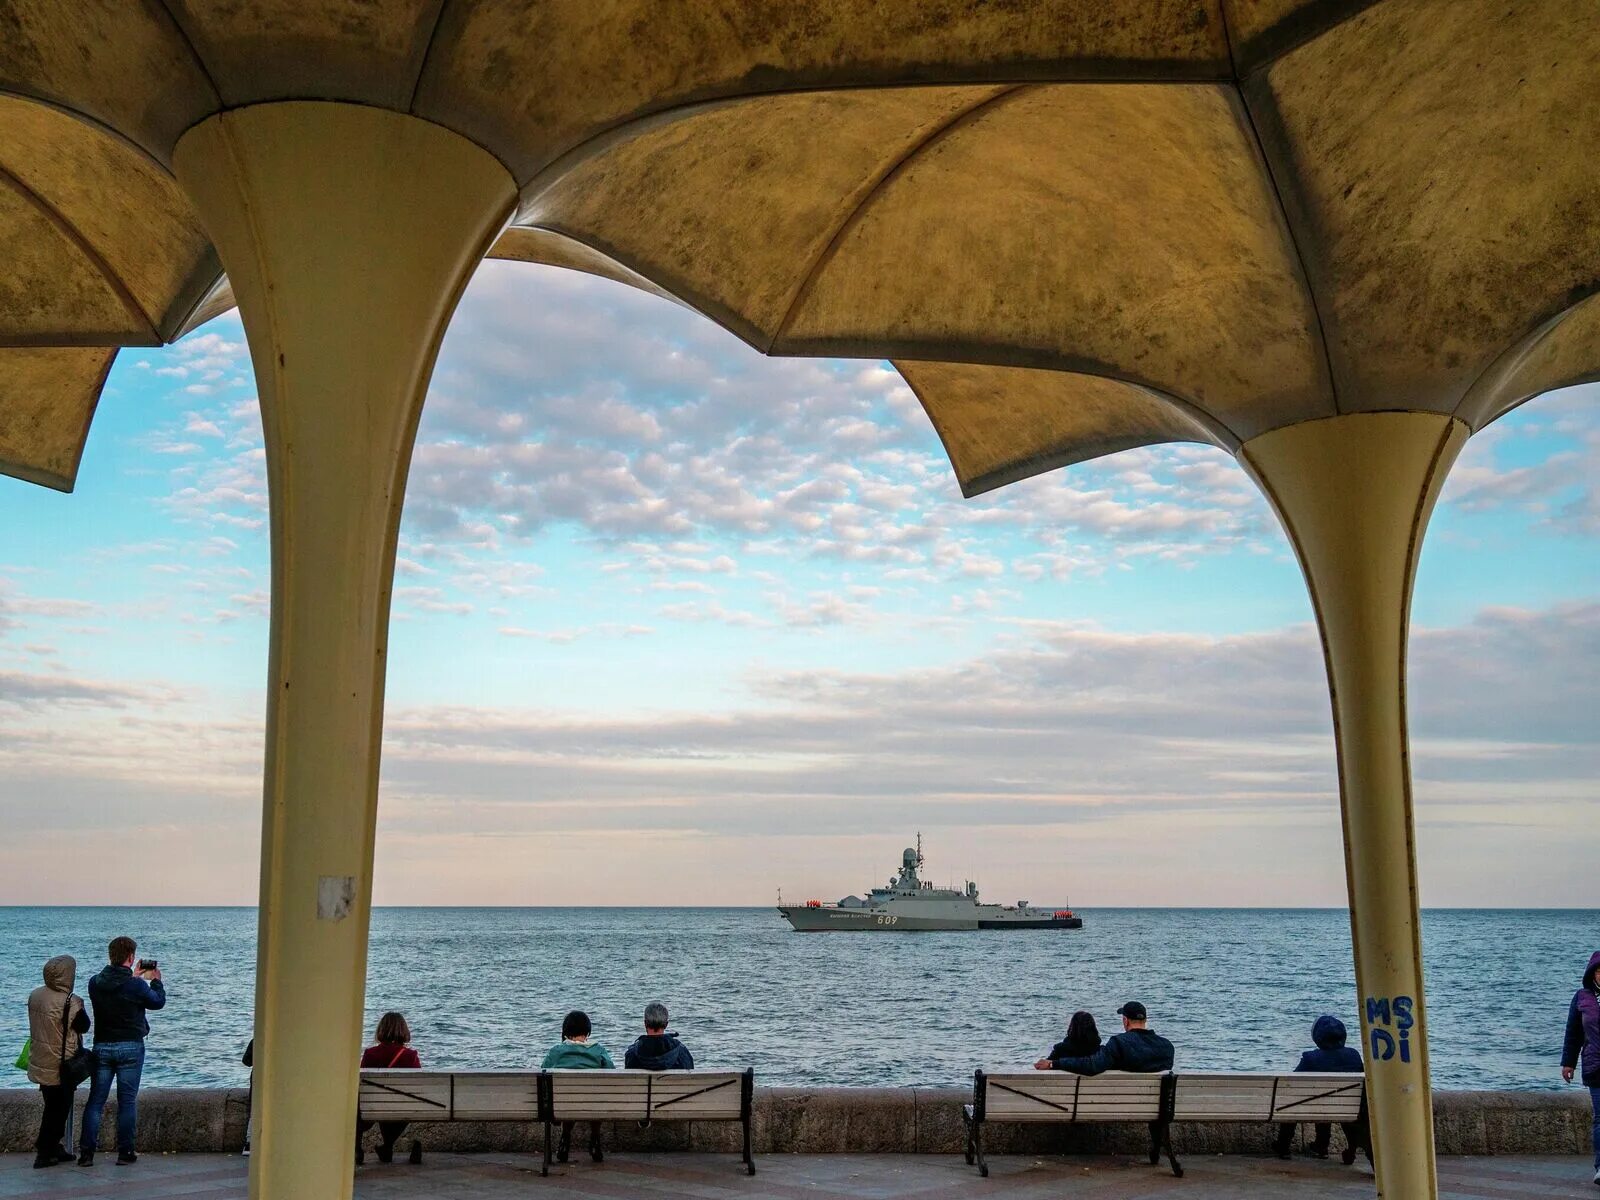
[541,1011,613,1163]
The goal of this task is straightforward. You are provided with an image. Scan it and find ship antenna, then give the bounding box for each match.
[916,831,924,870]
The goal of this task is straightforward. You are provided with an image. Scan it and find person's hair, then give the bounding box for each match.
[108,936,136,965]
[644,1001,669,1031]
[375,1012,411,1044]
[562,1010,591,1040]
[1065,1010,1101,1055]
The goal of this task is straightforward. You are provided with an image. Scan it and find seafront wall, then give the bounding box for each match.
[0,1087,1587,1157]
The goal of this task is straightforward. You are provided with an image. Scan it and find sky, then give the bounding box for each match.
[0,261,1595,908]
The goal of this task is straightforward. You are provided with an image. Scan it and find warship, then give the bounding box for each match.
[777,838,1083,932]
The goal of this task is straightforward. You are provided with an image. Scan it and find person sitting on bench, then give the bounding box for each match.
[357,1012,423,1166]
[1033,1010,1100,1070]
[1273,1014,1370,1164]
[541,1010,615,1163]
[1047,1001,1173,1075]
[625,1001,694,1070]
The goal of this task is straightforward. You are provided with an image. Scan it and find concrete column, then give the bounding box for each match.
[173,104,514,1200]
[1240,411,1468,1199]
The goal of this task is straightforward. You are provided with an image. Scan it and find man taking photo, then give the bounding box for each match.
[78,936,165,1167]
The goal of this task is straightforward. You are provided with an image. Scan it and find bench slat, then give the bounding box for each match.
[1174,1072,1363,1122]
[453,1075,540,1120]
[547,1070,746,1122]
[974,1071,1364,1128]
[359,1071,455,1121]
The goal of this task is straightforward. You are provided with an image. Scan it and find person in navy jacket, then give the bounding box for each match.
[78,936,166,1166]
[623,1002,694,1071]
[1274,1015,1369,1164]
[1560,950,1600,1187]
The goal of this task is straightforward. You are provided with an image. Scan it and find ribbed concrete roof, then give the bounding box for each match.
[0,0,1595,493]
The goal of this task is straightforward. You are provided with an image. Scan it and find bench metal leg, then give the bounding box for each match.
[962,1108,975,1166]
[742,1115,755,1175]
[973,1120,988,1178]
[541,1121,551,1177]
[1162,1121,1183,1178]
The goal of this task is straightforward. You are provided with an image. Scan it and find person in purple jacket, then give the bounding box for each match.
[1560,950,1600,1187]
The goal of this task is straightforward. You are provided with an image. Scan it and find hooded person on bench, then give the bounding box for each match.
[1273,1014,1370,1164]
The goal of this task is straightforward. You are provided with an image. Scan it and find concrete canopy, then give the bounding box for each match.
[0,0,1594,493]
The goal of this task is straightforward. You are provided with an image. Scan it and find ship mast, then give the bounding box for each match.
[916,831,923,870]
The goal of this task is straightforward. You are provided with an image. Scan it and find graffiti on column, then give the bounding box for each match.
[1365,995,1415,1063]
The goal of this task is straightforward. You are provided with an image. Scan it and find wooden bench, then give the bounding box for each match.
[964,1069,1365,1178]
[358,1068,755,1176]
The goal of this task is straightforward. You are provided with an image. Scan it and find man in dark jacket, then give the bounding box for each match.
[624,1001,694,1070]
[78,936,166,1167]
[1560,950,1600,1187]
[1051,1001,1174,1166]
[1273,1015,1370,1164]
[1049,1001,1173,1076]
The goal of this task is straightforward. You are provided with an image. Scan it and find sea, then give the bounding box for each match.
[1,907,1591,1092]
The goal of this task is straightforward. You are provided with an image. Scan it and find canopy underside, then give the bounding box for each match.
[0,0,1593,492]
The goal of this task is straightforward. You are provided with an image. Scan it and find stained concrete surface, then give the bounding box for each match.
[0,1152,1594,1199]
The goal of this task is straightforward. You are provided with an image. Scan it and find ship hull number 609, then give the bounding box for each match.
[876,915,899,926]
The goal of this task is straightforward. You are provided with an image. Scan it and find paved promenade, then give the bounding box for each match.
[0,1152,1592,1199]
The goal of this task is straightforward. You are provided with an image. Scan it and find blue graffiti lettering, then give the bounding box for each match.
[1365,996,1391,1026]
[1370,1028,1396,1061]
[1393,996,1414,1032]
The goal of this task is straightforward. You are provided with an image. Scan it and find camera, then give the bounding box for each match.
[137,959,158,971]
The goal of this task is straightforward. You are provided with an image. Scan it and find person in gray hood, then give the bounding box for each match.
[26,955,91,1170]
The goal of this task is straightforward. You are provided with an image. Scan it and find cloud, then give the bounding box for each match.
[396,264,1274,593]
[498,623,653,642]
[0,669,161,710]
[367,601,1597,871]
[1443,383,1600,534]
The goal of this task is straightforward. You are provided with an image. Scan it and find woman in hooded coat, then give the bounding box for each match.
[26,954,91,1169]
[1559,950,1600,1187]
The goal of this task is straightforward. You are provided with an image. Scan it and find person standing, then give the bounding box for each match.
[26,955,91,1169]
[78,936,165,1167]
[1560,950,1600,1187]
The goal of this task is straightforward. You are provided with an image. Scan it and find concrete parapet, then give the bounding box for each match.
[0,1087,1587,1157]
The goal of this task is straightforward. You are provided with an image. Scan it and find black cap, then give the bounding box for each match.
[1117,1001,1147,1021]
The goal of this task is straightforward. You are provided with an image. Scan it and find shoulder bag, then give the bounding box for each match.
[58,996,95,1088]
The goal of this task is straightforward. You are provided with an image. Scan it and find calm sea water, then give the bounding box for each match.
[1,908,1591,1092]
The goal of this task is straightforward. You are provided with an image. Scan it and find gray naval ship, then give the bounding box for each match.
[778,839,1083,932]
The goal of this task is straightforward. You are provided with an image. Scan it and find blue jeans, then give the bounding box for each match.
[80,1041,145,1154]
[1590,1087,1600,1170]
